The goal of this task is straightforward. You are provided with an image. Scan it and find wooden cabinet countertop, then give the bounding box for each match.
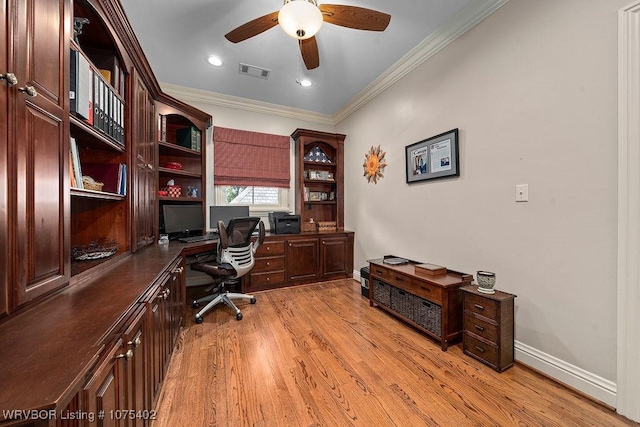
[0,243,188,416]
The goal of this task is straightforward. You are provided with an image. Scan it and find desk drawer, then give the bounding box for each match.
[256,241,285,257]
[370,264,394,282]
[252,256,285,273]
[250,270,285,289]
[464,312,498,343]
[464,293,500,320]
[412,280,442,305]
[463,332,499,368]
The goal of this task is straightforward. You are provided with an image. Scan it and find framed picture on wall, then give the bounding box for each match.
[405,128,459,184]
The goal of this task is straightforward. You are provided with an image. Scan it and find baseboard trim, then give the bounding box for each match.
[515,341,617,407]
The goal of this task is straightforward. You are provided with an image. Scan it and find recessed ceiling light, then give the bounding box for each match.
[298,78,312,87]
[207,56,223,66]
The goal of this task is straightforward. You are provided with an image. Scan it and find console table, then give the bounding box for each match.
[368,257,472,350]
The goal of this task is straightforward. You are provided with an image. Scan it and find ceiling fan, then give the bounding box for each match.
[225,0,391,70]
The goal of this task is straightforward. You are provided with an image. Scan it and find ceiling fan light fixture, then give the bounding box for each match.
[278,0,323,40]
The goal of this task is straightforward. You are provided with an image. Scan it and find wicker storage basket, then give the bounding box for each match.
[317,221,337,232]
[302,222,317,232]
[82,176,104,191]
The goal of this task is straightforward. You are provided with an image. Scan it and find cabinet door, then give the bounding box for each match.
[121,307,147,427]
[286,238,319,282]
[167,262,184,348]
[321,236,349,277]
[0,0,8,318]
[13,0,69,307]
[83,339,126,427]
[131,72,156,251]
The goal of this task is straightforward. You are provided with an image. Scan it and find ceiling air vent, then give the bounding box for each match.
[238,63,271,80]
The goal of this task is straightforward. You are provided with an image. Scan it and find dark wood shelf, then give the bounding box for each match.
[157,167,201,178]
[70,115,125,152]
[159,141,201,156]
[71,187,125,200]
[158,196,203,203]
[304,200,337,205]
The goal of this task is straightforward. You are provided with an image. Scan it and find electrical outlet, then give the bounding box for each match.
[516,184,529,202]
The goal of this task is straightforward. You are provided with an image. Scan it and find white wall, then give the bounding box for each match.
[337,0,627,404]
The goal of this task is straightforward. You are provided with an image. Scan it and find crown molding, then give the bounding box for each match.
[162,0,509,127]
[333,0,510,124]
[160,83,336,127]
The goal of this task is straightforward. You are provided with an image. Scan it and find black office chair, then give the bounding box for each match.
[191,217,265,322]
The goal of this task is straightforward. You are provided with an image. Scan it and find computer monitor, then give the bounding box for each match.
[209,205,250,231]
[163,205,205,235]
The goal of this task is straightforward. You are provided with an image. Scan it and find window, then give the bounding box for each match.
[213,127,291,212]
[215,185,289,211]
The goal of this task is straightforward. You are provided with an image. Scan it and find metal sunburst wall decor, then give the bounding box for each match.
[363,145,387,184]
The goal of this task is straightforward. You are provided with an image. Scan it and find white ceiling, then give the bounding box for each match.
[118,0,499,116]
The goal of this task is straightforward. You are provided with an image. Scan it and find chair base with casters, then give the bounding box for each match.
[190,216,265,322]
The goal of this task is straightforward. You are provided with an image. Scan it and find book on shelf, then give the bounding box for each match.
[82,163,126,194]
[70,49,93,124]
[176,126,200,151]
[158,115,167,142]
[69,151,76,188]
[69,137,83,189]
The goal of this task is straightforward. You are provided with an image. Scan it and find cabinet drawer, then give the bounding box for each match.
[256,241,285,257]
[463,332,500,367]
[464,312,498,343]
[252,256,285,273]
[370,265,393,282]
[464,293,500,320]
[250,271,285,288]
[412,280,443,305]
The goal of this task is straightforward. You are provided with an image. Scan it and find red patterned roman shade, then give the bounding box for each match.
[213,127,291,188]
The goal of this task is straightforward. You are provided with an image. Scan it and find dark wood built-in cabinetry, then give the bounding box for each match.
[292,129,346,230]
[369,258,472,350]
[461,285,516,372]
[0,0,210,424]
[245,231,354,293]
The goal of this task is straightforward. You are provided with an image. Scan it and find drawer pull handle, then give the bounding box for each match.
[128,337,142,347]
[266,277,270,281]
[267,246,271,251]
[266,262,270,266]
[474,304,484,310]
[474,325,484,331]
[116,349,134,360]
[474,345,485,353]
[420,286,431,292]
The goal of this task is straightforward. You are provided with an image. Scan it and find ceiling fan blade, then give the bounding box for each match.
[299,37,319,70]
[319,4,390,31]
[225,11,280,43]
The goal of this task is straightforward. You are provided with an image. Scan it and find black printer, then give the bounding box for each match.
[268,212,300,234]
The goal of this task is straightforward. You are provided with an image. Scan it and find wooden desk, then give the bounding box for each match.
[369,258,472,350]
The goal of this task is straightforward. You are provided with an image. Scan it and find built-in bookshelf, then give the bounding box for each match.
[292,129,346,231]
[70,0,129,277]
[156,106,208,236]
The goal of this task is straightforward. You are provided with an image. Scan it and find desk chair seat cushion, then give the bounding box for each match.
[190,261,235,277]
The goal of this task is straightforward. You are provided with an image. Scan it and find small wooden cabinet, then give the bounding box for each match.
[250,240,286,291]
[369,258,472,350]
[461,285,516,372]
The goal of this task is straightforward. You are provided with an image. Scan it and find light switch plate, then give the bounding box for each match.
[516,184,529,202]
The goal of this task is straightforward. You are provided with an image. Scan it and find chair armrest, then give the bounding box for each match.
[252,221,265,254]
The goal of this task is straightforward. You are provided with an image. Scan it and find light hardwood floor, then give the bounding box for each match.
[152,279,638,426]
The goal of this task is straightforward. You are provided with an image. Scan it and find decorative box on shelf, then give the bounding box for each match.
[415,263,447,277]
[161,185,181,197]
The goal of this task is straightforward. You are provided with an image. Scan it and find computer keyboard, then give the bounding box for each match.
[179,233,218,243]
